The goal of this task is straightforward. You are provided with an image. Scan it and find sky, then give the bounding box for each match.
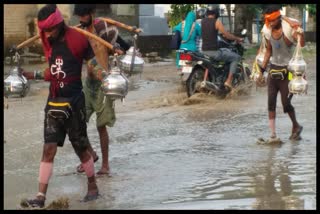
[154,4,171,17]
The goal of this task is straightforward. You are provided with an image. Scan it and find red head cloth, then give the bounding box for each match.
[37,7,64,60]
[264,10,281,28]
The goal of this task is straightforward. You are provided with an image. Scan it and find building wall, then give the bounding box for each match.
[4,4,38,51]
[285,6,316,42]
[4,4,171,57]
[4,4,73,54]
[285,6,303,23]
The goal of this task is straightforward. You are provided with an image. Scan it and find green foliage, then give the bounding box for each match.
[167,4,206,28]
[243,46,259,58]
[168,4,195,28]
[307,4,316,16]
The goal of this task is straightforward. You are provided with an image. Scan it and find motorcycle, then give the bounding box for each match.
[181,29,251,98]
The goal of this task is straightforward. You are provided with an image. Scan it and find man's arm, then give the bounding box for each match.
[282,16,305,47]
[261,39,272,70]
[216,19,243,43]
[22,68,50,80]
[292,27,305,47]
[84,40,95,61]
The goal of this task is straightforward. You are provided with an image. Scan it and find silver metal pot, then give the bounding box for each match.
[288,58,306,76]
[256,53,265,67]
[4,66,29,97]
[256,53,273,67]
[101,66,129,100]
[288,76,308,94]
[119,46,144,75]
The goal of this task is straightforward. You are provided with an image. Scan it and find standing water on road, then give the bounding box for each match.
[4,57,316,209]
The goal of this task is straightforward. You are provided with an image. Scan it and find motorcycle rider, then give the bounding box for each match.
[201,5,244,90]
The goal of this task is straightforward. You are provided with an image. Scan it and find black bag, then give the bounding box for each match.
[47,97,73,120]
[170,30,182,50]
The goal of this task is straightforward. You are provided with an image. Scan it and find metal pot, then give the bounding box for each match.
[101,66,129,100]
[119,46,144,75]
[4,66,29,97]
[256,53,265,67]
[288,76,308,94]
[256,53,272,67]
[288,58,306,76]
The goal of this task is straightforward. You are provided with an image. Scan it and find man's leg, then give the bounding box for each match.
[76,85,99,173]
[268,76,279,138]
[268,111,277,138]
[221,50,241,88]
[97,126,110,174]
[279,79,302,139]
[95,92,115,175]
[75,147,99,201]
[26,143,57,208]
[76,139,99,173]
[26,112,62,208]
[224,72,234,89]
[70,92,99,201]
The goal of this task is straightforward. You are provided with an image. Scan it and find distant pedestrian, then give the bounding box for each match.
[257,4,304,141]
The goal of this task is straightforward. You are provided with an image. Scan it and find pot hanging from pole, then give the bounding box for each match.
[101,66,129,100]
[119,46,144,75]
[4,66,30,97]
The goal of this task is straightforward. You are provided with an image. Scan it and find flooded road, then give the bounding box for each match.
[4,56,316,210]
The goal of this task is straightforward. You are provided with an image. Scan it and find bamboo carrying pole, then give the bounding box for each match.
[16,35,40,50]
[15,24,82,50]
[15,17,141,50]
[15,25,113,51]
[71,26,114,50]
[71,26,112,71]
[14,18,140,72]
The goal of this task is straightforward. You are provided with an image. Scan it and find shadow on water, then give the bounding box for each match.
[155,140,313,210]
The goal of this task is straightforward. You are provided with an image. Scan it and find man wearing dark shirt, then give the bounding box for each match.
[201,6,243,90]
[25,4,99,208]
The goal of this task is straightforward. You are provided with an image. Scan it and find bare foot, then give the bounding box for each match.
[96,168,110,177]
[81,182,99,202]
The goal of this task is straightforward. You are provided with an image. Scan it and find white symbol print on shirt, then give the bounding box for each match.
[51,57,66,88]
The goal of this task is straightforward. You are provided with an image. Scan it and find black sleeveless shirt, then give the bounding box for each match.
[46,27,93,98]
[48,41,83,98]
[201,18,218,51]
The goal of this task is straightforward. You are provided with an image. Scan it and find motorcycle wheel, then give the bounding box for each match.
[186,67,206,97]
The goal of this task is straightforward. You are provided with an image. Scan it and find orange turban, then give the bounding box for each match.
[264,10,281,27]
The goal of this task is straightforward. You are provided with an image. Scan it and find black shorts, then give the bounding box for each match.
[267,65,294,113]
[44,92,89,147]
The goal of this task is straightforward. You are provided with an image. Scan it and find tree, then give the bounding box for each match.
[167,4,206,28]
[225,4,232,32]
[307,4,316,16]
[234,4,263,43]
[307,4,316,23]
